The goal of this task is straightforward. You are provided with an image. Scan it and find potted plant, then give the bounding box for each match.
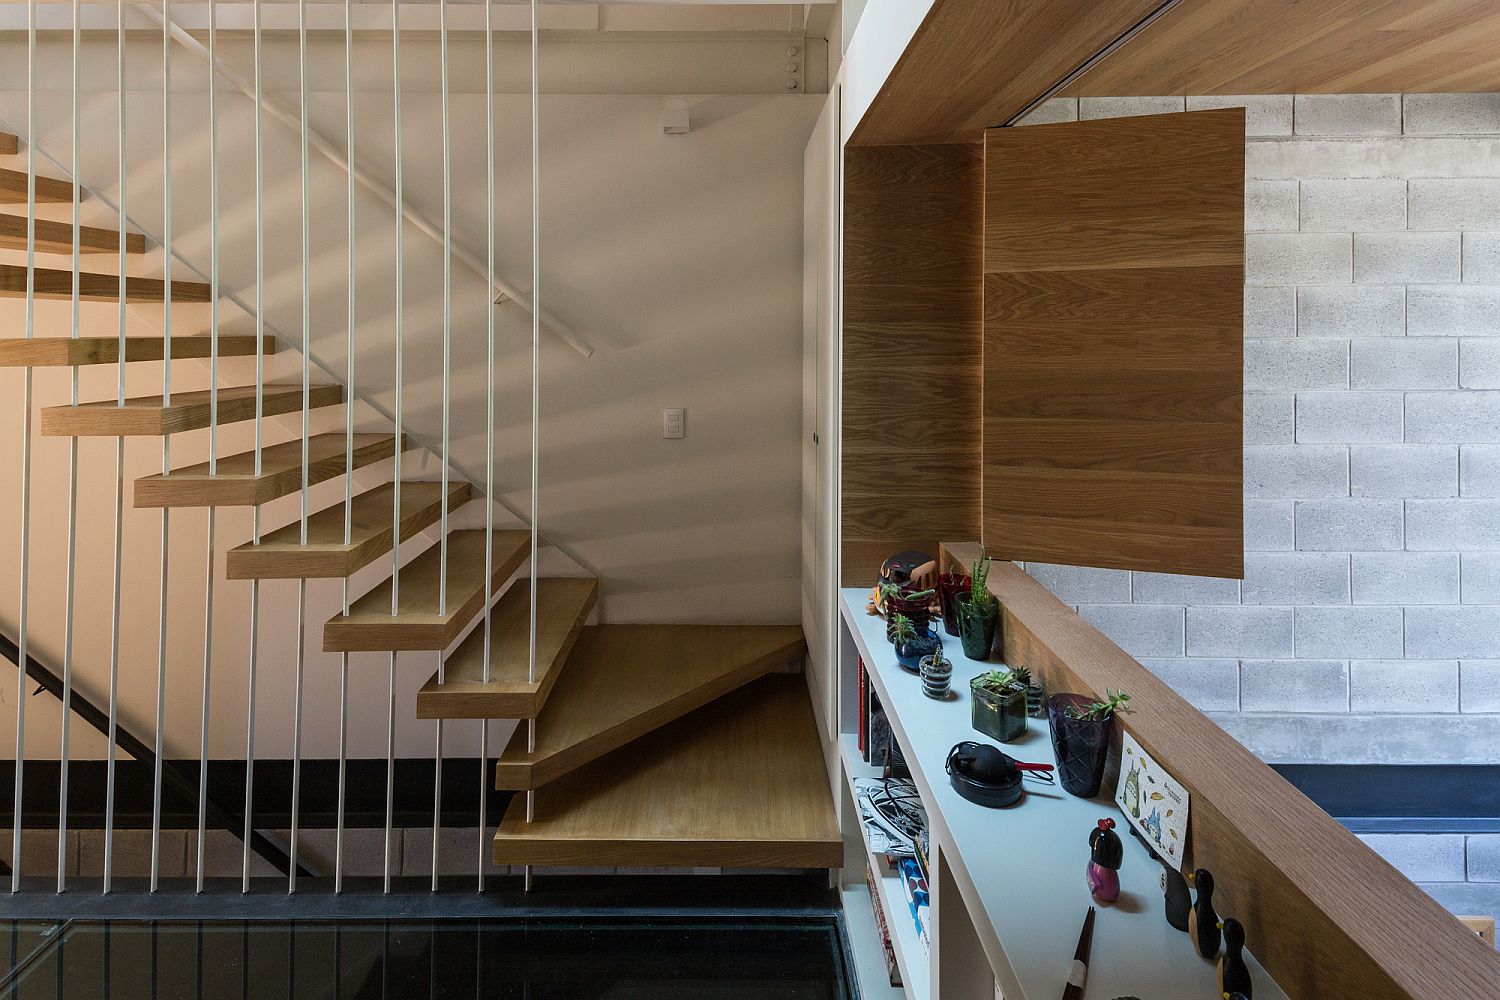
[953,549,999,659]
[891,613,941,673]
[919,646,952,699]
[970,666,1030,743]
[1046,689,1131,797]
[881,582,936,640]
[936,571,971,637]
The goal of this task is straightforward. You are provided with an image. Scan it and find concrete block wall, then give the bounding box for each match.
[1016,94,1500,765]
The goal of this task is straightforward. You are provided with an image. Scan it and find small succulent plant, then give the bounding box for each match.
[1072,689,1131,722]
[967,549,996,611]
[975,667,1029,694]
[890,612,917,644]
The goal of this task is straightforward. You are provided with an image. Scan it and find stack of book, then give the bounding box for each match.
[864,863,903,988]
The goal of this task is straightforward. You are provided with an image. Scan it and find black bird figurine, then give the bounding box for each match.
[1218,918,1252,998]
[1189,868,1221,959]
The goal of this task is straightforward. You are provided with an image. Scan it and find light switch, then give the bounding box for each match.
[662,407,685,439]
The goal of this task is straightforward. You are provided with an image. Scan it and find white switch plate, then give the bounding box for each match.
[662,407,685,439]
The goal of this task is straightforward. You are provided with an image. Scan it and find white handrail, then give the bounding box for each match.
[134,1,596,361]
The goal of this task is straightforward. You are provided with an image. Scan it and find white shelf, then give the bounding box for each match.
[839,734,931,1000]
[839,588,1289,1000]
[840,886,907,1000]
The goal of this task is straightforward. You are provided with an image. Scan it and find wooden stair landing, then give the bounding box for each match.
[41,383,341,437]
[0,263,211,302]
[322,529,530,653]
[0,335,274,368]
[492,624,805,790]
[0,213,147,255]
[415,577,598,721]
[491,673,840,870]
[0,132,16,156]
[135,433,400,509]
[0,167,77,204]
[227,481,471,580]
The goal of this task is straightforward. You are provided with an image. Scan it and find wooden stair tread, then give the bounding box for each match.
[42,383,342,437]
[0,335,274,368]
[0,213,147,254]
[491,672,840,869]
[322,529,531,653]
[135,433,400,509]
[226,481,471,580]
[492,624,805,789]
[0,263,211,302]
[414,577,599,720]
[0,132,16,156]
[0,167,77,204]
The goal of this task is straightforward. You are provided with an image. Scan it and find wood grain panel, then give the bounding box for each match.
[41,383,342,437]
[134,433,400,509]
[0,167,77,204]
[983,110,1244,578]
[0,335,274,368]
[1067,0,1500,97]
[0,132,16,156]
[841,143,983,585]
[492,674,841,870]
[0,263,212,303]
[0,213,147,255]
[226,481,471,580]
[414,577,598,721]
[849,0,1164,146]
[942,543,1500,1000]
[493,624,805,789]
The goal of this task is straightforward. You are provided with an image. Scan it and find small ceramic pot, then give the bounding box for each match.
[895,629,941,672]
[919,654,952,699]
[1047,693,1115,797]
[954,595,999,660]
[1026,680,1046,719]
[971,677,1029,743]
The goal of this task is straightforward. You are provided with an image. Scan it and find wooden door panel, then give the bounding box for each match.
[983,109,1246,578]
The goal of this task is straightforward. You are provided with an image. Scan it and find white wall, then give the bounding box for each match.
[0,32,821,760]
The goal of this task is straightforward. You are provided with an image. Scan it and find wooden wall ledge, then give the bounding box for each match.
[941,542,1500,1000]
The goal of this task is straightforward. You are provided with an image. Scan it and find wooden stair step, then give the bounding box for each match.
[0,167,78,204]
[415,577,599,720]
[42,383,342,438]
[226,481,471,580]
[0,213,147,255]
[322,529,531,653]
[0,132,16,156]
[135,433,401,509]
[491,624,804,789]
[491,672,841,870]
[0,263,211,302]
[0,335,274,368]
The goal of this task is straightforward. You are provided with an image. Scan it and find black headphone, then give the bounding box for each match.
[945,741,1054,808]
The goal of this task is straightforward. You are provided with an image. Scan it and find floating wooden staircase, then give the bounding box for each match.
[0,131,16,156]
[227,480,471,580]
[135,433,401,508]
[0,166,78,204]
[41,383,342,437]
[0,334,274,368]
[0,214,148,255]
[0,263,212,302]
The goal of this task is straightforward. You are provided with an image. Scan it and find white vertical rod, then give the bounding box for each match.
[390,0,403,616]
[476,725,487,893]
[10,0,35,897]
[288,0,311,898]
[430,0,452,895]
[57,0,83,895]
[431,657,443,892]
[103,0,128,897]
[335,0,356,898]
[150,0,175,894]
[383,653,396,894]
[195,0,221,896]
[479,0,495,897]
[524,0,539,846]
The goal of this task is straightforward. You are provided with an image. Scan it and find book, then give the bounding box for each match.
[868,690,892,769]
[865,863,902,988]
[897,856,931,960]
[857,657,868,756]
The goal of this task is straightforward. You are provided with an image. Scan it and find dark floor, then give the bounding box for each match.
[0,916,854,999]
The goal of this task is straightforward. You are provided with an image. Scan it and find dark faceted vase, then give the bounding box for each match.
[895,629,941,673]
[954,595,998,660]
[1046,693,1114,797]
[885,591,935,641]
[971,678,1028,743]
[937,574,971,637]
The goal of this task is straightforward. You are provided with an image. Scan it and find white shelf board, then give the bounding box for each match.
[840,886,908,1000]
[840,736,931,1000]
[839,588,1289,1000]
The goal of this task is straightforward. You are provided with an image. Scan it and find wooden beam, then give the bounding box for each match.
[941,542,1500,1000]
[41,383,342,437]
[848,0,1165,146]
[0,213,147,255]
[0,335,274,368]
[0,264,212,303]
[0,131,16,156]
[134,433,399,509]
[0,166,78,204]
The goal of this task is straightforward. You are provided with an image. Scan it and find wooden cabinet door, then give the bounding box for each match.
[982,108,1245,578]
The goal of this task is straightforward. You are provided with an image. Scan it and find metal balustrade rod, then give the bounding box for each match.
[335,654,348,893]
[10,0,34,897]
[150,0,175,893]
[57,0,83,895]
[335,0,356,898]
[383,654,396,894]
[134,1,593,362]
[431,0,452,894]
[196,0,222,896]
[390,0,403,617]
[104,0,129,897]
[432,653,443,891]
[479,0,495,896]
[524,0,539,853]
[289,579,306,893]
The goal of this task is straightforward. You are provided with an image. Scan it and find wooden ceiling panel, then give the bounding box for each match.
[1066,0,1500,96]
